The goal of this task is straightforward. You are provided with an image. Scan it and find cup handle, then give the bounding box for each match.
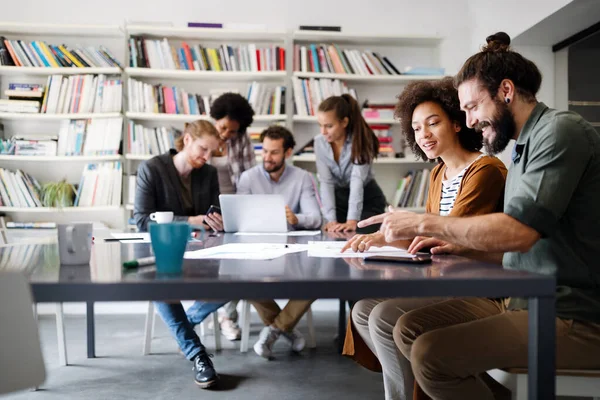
[66,225,76,254]
[150,213,156,221]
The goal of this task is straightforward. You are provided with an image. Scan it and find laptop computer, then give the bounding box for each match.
[219,194,288,233]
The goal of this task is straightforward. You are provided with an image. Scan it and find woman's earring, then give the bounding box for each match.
[505,97,511,104]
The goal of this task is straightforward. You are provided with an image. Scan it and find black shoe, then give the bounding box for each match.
[193,352,218,388]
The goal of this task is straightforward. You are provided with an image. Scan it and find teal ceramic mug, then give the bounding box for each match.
[149,222,191,274]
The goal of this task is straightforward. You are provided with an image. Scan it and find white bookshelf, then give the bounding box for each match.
[0,112,122,121]
[0,66,122,76]
[0,23,126,229]
[0,22,446,227]
[125,68,285,81]
[0,155,122,162]
[292,115,398,125]
[125,112,285,123]
[292,71,445,83]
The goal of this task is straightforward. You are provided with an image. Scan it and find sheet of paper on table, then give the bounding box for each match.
[234,230,321,237]
[184,243,309,260]
[307,241,417,258]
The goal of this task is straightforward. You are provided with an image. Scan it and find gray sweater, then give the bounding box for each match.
[134,150,220,232]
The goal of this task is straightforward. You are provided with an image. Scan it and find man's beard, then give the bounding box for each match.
[264,159,285,173]
[187,153,206,169]
[476,99,516,155]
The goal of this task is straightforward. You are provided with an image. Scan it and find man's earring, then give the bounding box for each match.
[505,97,511,104]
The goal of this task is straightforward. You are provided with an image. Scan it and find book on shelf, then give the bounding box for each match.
[392,168,431,208]
[0,168,43,208]
[292,77,357,117]
[1,135,58,156]
[298,26,341,32]
[187,22,223,28]
[74,162,122,207]
[294,44,401,76]
[127,122,178,155]
[128,37,285,72]
[6,221,57,229]
[362,100,395,120]
[370,124,395,158]
[40,74,122,114]
[0,37,122,68]
[56,117,122,156]
[246,82,285,115]
[127,175,136,205]
[5,83,45,102]
[128,78,212,115]
[0,99,40,113]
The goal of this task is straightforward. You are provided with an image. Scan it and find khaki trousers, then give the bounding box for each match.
[352,298,446,400]
[251,300,314,332]
[394,298,600,400]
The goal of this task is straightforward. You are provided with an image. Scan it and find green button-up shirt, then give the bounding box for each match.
[503,102,600,323]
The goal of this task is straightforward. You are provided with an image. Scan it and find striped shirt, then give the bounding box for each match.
[439,154,484,216]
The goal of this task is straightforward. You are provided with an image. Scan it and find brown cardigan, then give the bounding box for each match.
[342,155,508,376]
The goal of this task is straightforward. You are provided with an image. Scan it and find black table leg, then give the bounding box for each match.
[528,296,555,400]
[87,301,95,358]
[338,299,346,353]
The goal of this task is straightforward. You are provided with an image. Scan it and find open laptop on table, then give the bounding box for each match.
[219,194,288,233]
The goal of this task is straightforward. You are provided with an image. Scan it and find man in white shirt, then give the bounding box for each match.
[237,125,321,358]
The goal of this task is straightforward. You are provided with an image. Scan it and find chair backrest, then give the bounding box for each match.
[0,271,46,394]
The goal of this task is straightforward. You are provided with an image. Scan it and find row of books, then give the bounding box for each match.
[294,44,401,76]
[57,118,123,156]
[127,78,215,115]
[392,168,431,208]
[372,126,394,158]
[41,74,122,114]
[246,82,286,116]
[0,168,43,208]
[129,38,285,72]
[127,122,177,156]
[0,135,57,156]
[362,101,395,120]
[0,118,122,157]
[74,162,123,207]
[0,99,40,113]
[0,38,122,68]
[292,77,357,116]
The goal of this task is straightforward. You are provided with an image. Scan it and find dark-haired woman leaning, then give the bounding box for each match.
[209,92,256,341]
[315,94,387,234]
[342,77,507,400]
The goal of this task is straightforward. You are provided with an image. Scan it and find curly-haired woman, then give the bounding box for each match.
[208,92,256,341]
[342,77,507,400]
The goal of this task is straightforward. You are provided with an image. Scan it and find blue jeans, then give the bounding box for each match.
[154,300,227,360]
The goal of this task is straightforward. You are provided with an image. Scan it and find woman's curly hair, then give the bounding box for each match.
[394,77,482,161]
[209,92,255,134]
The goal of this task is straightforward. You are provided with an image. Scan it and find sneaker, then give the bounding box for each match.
[282,328,306,352]
[253,326,281,359]
[220,317,241,341]
[193,352,218,389]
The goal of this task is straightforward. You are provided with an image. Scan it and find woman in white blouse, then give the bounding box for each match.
[315,95,386,233]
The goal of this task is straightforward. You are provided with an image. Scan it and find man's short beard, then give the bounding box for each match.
[482,98,516,155]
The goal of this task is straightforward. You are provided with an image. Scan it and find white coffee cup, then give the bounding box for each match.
[57,223,93,265]
[150,211,174,224]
